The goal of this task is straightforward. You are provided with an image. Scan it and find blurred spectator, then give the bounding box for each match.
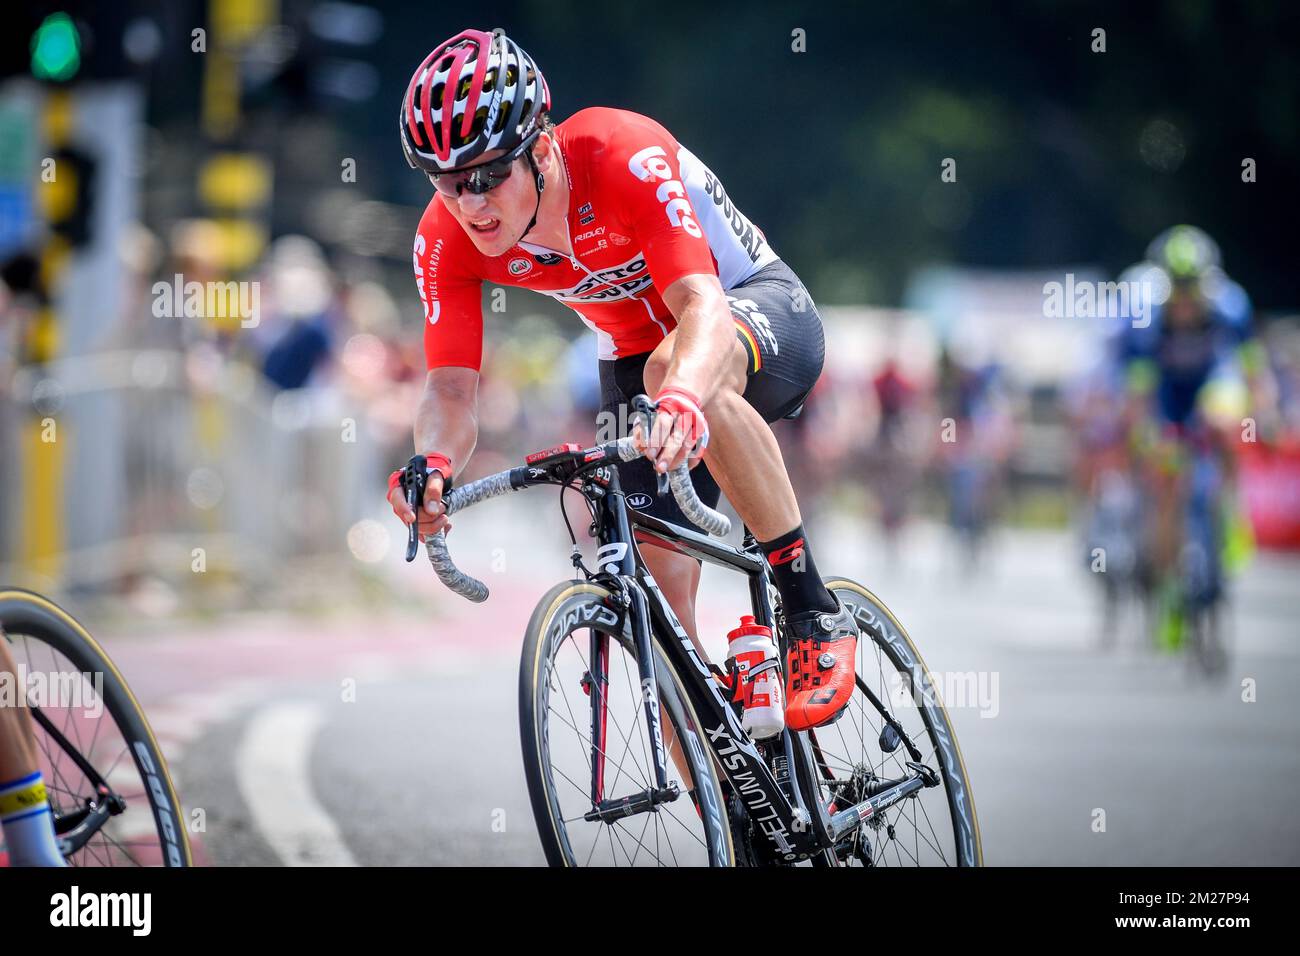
[258,235,339,391]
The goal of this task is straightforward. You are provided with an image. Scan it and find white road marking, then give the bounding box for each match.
[235,701,356,866]
[144,707,207,741]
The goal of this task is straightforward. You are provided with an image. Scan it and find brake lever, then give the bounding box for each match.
[402,454,428,562]
[629,394,670,496]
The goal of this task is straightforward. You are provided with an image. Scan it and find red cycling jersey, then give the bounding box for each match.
[412,107,778,370]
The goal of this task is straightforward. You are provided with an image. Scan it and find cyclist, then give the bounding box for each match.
[868,358,919,554]
[1110,225,1258,645]
[386,28,859,730]
[0,635,65,866]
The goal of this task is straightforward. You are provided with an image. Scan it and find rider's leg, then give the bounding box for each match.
[1148,451,1191,647]
[644,325,857,728]
[1151,463,1181,575]
[644,336,837,613]
[0,636,40,774]
[0,634,65,866]
[644,332,854,731]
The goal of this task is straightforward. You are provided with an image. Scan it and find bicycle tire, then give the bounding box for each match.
[519,580,734,867]
[1188,601,1228,679]
[821,577,983,866]
[0,588,191,867]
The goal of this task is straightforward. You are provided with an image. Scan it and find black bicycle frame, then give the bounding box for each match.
[588,466,836,862]
[423,437,930,862]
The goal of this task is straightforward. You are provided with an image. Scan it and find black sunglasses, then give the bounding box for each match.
[429,131,540,197]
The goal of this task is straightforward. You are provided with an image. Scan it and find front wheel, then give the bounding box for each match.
[519,581,734,866]
[1187,601,1228,679]
[808,578,983,866]
[0,589,191,867]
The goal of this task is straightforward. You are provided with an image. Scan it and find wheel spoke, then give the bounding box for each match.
[533,605,716,866]
[3,619,178,868]
[810,588,979,868]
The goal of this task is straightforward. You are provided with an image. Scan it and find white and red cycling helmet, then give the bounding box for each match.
[400,28,551,173]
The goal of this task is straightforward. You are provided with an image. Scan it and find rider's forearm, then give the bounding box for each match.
[661,280,736,406]
[413,369,479,480]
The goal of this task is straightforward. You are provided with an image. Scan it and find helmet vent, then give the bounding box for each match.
[451,109,489,148]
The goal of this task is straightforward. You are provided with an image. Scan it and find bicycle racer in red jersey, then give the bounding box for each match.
[389,28,860,732]
[413,106,780,370]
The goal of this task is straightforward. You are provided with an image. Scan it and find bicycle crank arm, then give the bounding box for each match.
[825,763,939,843]
[582,784,681,823]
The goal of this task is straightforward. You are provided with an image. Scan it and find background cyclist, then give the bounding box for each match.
[1110,225,1264,646]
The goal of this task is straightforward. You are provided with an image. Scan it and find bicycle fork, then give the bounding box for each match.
[582,584,679,824]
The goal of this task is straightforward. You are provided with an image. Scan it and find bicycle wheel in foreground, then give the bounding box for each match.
[809,578,983,866]
[519,581,733,866]
[0,589,190,867]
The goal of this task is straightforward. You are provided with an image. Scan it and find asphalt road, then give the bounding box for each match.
[100,504,1300,866]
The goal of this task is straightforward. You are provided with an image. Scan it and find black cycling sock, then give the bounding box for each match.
[758,524,837,617]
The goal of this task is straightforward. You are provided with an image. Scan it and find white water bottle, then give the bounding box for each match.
[727,615,785,740]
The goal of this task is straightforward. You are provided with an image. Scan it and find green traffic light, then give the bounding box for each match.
[31,12,81,82]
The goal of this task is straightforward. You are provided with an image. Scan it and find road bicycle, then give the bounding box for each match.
[1174,446,1232,678]
[402,397,982,866]
[1141,427,1233,678]
[0,589,190,866]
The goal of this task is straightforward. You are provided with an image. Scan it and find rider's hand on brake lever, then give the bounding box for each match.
[388,473,452,540]
[636,388,709,474]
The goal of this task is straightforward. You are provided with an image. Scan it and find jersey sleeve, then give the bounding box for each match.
[412,203,485,371]
[602,114,718,294]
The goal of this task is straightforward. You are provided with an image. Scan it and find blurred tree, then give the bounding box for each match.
[13,0,1290,309]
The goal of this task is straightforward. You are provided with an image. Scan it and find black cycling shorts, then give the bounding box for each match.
[596,258,825,527]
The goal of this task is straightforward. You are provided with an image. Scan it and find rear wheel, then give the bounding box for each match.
[519,581,733,866]
[808,578,983,867]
